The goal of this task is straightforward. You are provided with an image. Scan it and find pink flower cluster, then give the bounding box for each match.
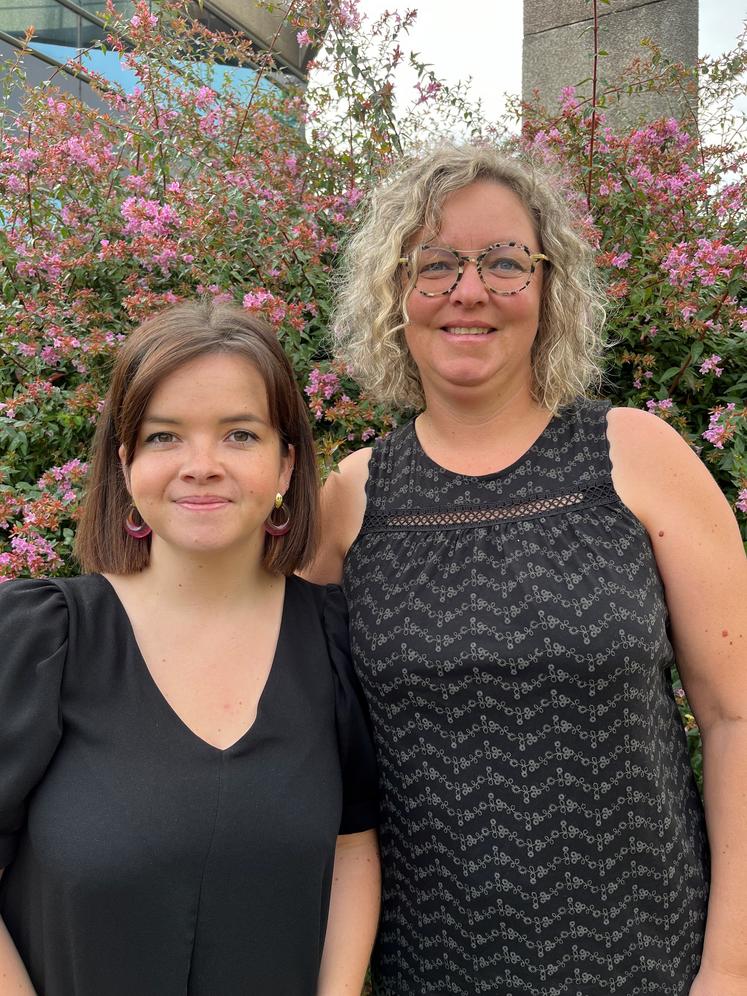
[0,536,61,581]
[415,81,442,106]
[38,459,88,504]
[699,355,723,377]
[646,398,674,416]
[661,238,742,289]
[702,404,739,449]
[305,368,341,420]
[121,197,181,238]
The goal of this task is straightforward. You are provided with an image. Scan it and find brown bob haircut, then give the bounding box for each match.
[75,300,319,577]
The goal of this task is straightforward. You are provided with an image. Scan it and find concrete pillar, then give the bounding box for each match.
[523,0,699,129]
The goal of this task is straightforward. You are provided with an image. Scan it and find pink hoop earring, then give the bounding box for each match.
[264,493,291,537]
[124,506,152,540]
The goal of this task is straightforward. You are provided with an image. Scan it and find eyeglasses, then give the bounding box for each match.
[400,241,550,297]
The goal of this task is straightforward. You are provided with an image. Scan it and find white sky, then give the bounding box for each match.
[355,0,747,124]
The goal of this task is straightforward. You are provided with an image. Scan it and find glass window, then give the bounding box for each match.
[0,0,79,48]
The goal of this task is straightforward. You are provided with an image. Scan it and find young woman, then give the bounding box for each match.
[0,301,380,996]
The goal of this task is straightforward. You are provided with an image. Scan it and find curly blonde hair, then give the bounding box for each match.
[333,144,607,413]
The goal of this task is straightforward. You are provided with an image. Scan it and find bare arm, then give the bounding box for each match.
[608,407,747,993]
[304,449,372,585]
[316,830,380,996]
[0,874,35,995]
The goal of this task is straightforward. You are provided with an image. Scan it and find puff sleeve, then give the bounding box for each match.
[322,585,379,835]
[0,578,67,867]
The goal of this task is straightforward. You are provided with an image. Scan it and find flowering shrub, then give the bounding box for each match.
[0,0,400,577]
[518,40,746,540]
[0,0,745,587]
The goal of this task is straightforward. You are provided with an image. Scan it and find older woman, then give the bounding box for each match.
[307,145,747,995]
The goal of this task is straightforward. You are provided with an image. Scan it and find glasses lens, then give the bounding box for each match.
[413,247,460,293]
[481,244,533,292]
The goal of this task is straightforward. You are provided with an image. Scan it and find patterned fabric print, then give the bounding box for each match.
[343,400,708,996]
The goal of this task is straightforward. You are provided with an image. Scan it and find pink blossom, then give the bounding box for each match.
[702,403,737,449]
[198,110,223,138]
[335,1,361,29]
[646,399,674,415]
[560,86,580,114]
[46,97,67,115]
[63,136,99,169]
[193,86,216,110]
[130,10,157,29]
[124,174,150,191]
[736,489,747,514]
[699,355,723,377]
[120,197,180,237]
[243,289,272,310]
[296,30,311,46]
[306,369,340,401]
[611,252,632,269]
[414,80,442,106]
[16,148,40,173]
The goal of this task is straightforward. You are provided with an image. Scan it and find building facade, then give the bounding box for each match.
[0,0,320,109]
[523,0,699,129]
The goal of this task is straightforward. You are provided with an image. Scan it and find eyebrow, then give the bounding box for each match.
[142,414,268,425]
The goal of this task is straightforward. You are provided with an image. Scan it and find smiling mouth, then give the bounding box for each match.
[442,326,495,335]
[175,497,231,510]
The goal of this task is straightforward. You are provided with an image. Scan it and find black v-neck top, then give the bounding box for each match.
[0,573,378,996]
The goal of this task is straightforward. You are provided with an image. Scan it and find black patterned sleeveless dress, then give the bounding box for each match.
[343,399,708,996]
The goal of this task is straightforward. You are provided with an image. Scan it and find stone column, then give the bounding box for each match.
[523,0,699,129]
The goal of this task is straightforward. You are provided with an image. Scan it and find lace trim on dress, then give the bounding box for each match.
[361,481,619,533]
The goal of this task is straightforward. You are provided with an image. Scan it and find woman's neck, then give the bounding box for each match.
[415,387,552,477]
[116,540,279,612]
[421,381,541,434]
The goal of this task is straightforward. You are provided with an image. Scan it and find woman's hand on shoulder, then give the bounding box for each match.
[606,405,746,727]
[303,447,372,585]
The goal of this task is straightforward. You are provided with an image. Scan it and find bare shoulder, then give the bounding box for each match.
[329,446,374,485]
[303,447,373,585]
[605,405,733,531]
[607,404,698,465]
[608,408,739,550]
[324,447,373,519]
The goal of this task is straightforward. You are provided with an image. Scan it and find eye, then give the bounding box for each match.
[227,429,258,444]
[416,249,459,279]
[420,260,455,276]
[144,431,177,445]
[487,257,525,273]
[483,249,531,277]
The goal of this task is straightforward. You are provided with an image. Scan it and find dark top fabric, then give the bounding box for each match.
[343,399,708,996]
[0,573,378,996]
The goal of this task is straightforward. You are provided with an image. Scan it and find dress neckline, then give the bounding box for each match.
[95,572,291,755]
[408,406,563,482]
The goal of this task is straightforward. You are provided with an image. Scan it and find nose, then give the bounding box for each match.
[450,258,489,307]
[178,440,223,482]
